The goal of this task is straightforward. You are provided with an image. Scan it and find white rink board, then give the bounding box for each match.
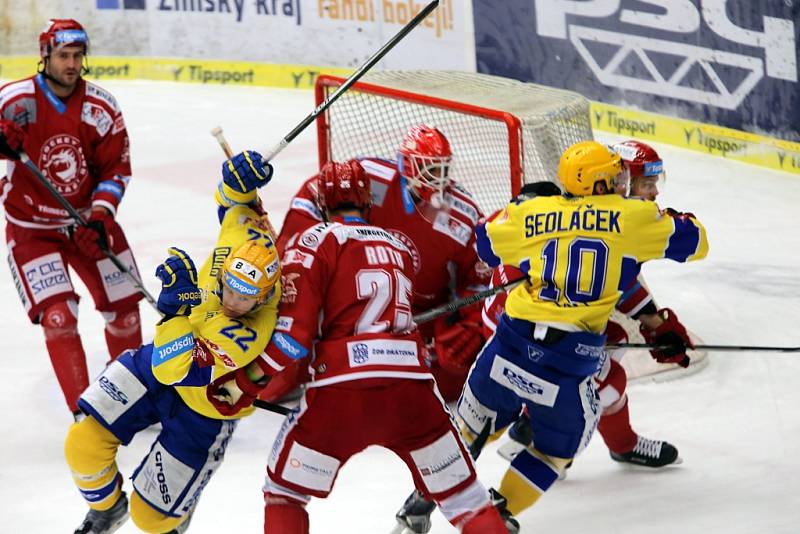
[0,0,473,71]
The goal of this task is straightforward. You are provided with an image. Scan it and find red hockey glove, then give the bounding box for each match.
[639,308,693,368]
[208,367,269,416]
[433,316,486,371]
[0,119,24,160]
[72,208,115,260]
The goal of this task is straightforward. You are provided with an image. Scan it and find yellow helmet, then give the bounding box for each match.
[220,241,280,302]
[557,141,622,196]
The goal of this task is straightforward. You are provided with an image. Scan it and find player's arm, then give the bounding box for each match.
[151,248,207,387]
[628,202,709,264]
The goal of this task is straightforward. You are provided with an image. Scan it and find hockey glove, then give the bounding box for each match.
[222,150,273,194]
[433,315,486,370]
[208,366,269,416]
[155,247,202,316]
[0,119,24,160]
[639,308,693,368]
[72,208,115,260]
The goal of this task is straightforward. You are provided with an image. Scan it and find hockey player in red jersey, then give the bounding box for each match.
[215,160,507,534]
[267,125,489,403]
[0,19,142,418]
[489,141,694,470]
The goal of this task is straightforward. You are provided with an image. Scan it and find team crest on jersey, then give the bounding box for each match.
[388,230,421,274]
[39,135,88,195]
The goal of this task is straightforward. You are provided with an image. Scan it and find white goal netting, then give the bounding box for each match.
[316,70,593,215]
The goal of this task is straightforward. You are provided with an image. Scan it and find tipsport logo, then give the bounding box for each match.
[96,0,145,9]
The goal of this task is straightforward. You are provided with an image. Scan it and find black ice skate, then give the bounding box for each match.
[74,491,129,534]
[488,488,520,534]
[391,490,436,534]
[610,436,681,468]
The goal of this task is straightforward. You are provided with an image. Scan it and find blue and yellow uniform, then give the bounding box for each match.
[64,160,280,533]
[457,151,708,519]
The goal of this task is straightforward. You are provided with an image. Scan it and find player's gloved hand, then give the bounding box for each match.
[155,247,202,316]
[0,119,24,160]
[433,315,486,370]
[663,207,696,220]
[222,150,273,194]
[639,308,693,368]
[72,207,115,260]
[208,367,268,416]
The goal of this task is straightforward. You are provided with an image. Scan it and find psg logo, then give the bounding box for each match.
[39,135,88,195]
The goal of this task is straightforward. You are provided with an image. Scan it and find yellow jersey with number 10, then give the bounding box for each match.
[475,193,708,333]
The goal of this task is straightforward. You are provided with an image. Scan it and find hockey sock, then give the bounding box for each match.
[264,492,310,534]
[65,416,123,511]
[598,396,639,454]
[103,307,142,362]
[457,504,507,534]
[130,492,184,533]
[499,449,569,515]
[42,300,89,413]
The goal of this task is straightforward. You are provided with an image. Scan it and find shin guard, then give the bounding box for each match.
[65,416,123,511]
[43,300,88,413]
[264,492,310,534]
[457,504,507,534]
[103,307,142,362]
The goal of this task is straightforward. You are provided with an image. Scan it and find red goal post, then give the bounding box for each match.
[314,70,593,215]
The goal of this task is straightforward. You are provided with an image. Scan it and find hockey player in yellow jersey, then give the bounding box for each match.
[64,150,282,534]
[456,140,708,526]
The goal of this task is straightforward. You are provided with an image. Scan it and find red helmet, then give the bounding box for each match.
[39,19,89,58]
[316,159,371,216]
[398,125,452,204]
[611,140,665,200]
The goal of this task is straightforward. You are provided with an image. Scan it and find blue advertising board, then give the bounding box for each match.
[473,0,800,142]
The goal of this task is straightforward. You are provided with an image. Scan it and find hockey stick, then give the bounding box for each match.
[412,275,527,325]
[253,398,292,415]
[260,0,440,162]
[608,343,800,353]
[18,151,159,311]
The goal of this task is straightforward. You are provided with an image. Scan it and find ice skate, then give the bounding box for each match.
[610,436,681,468]
[391,490,436,534]
[74,491,129,534]
[488,488,520,534]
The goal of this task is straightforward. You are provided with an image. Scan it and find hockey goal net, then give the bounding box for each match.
[314,70,707,381]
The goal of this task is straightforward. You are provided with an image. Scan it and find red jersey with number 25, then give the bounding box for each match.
[278,157,489,320]
[264,216,431,388]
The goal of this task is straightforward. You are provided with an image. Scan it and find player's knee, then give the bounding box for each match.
[64,416,120,474]
[264,492,309,534]
[41,299,79,339]
[103,306,141,337]
[130,492,184,533]
[597,359,628,410]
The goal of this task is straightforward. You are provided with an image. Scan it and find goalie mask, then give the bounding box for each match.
[558,141,623,197]
[398,125,452,208]
[217,241,280,306]
[612,140,665,201]
[316,159,371,220]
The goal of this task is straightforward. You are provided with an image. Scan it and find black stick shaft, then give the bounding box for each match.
[609,343,800,353]
[19,152,159,310]
[262,0,440,162]
[413,276,527,325]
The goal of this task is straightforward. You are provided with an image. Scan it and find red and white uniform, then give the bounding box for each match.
[263,216,492,529]
[275,157,490,400]
[0,74,140,321]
